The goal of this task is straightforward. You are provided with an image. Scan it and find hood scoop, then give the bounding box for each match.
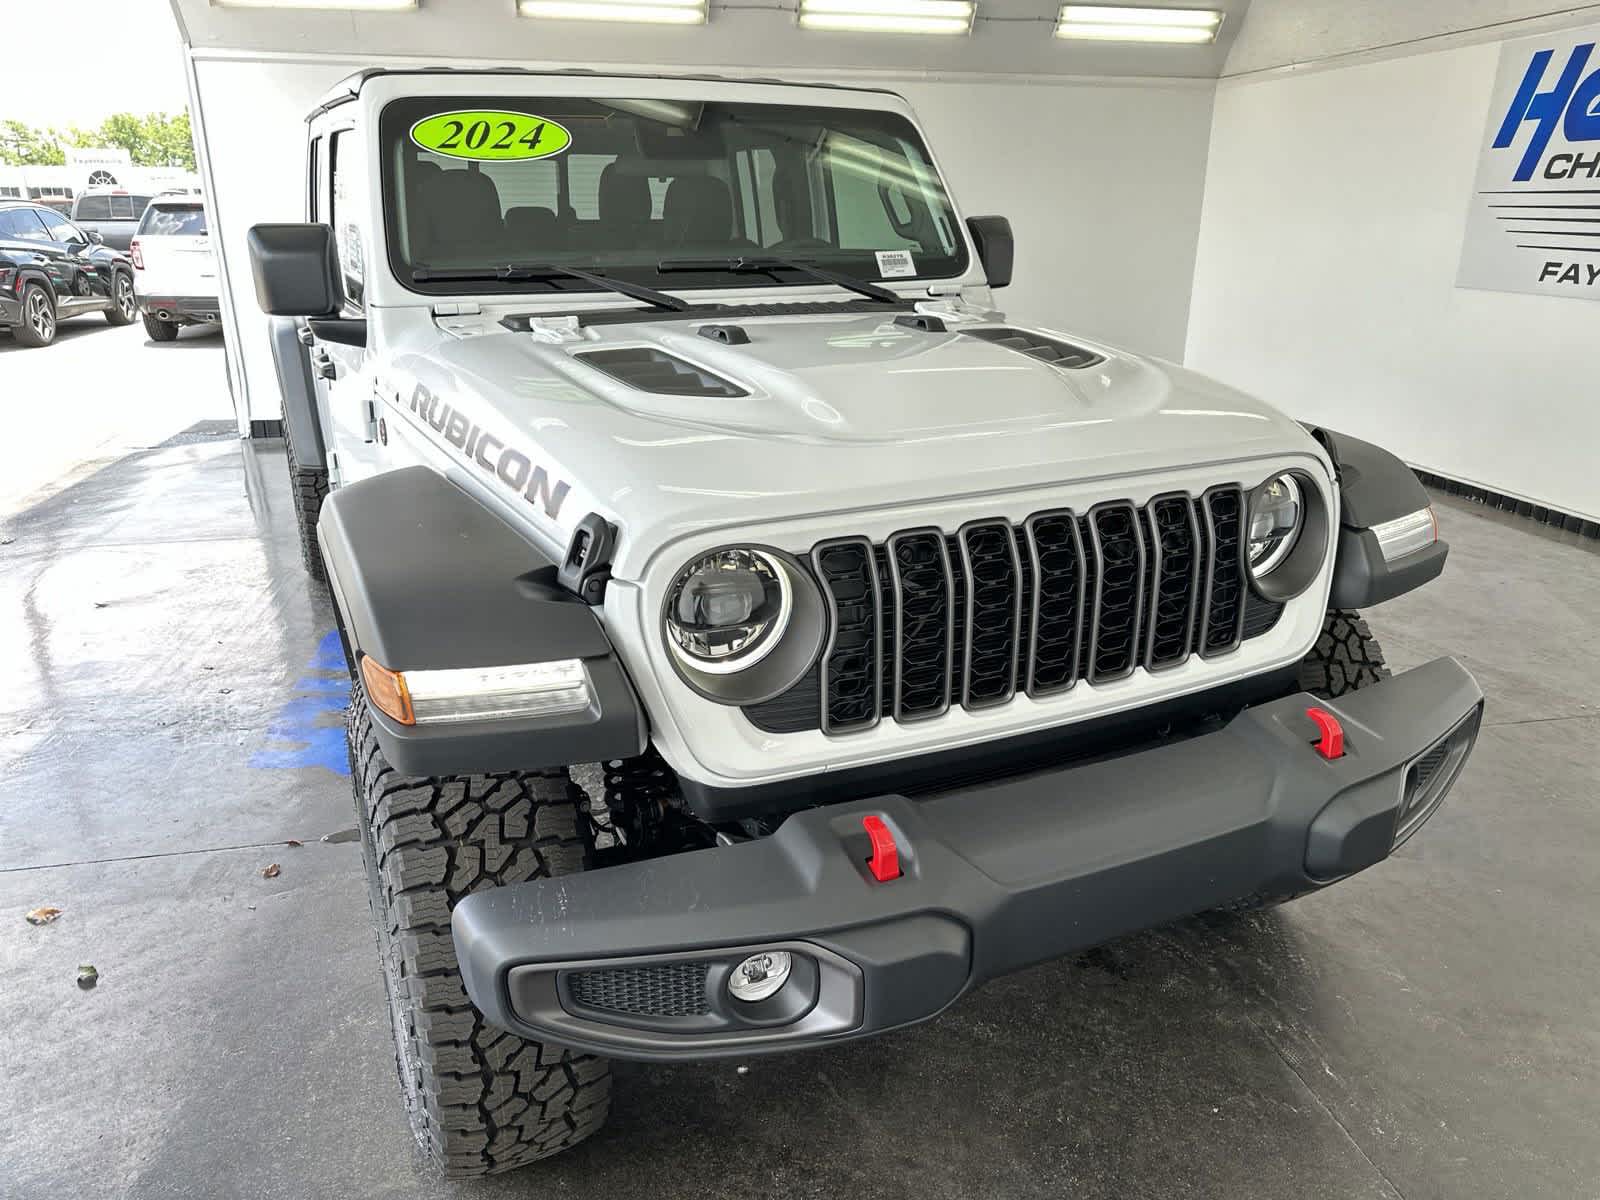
[575,347,748,398]
[963,326,1105,370]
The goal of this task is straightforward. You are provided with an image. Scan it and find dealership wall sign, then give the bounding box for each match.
[1458,24,1600,302]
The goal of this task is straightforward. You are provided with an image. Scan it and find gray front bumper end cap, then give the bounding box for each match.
[452,657,1484,1062]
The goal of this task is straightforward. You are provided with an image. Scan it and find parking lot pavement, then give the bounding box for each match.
[0,319,226,517]
[1,371,1597,1196]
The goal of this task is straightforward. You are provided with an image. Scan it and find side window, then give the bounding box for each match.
[0,209,49,240]
[76,195,112,220]
[330,130,365,307]
[821,133,918,254]
[733,148,778,247]
[37,209,85,243]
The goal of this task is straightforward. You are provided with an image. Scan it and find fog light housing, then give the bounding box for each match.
[360,656,592,725]
[728,951,792,1002]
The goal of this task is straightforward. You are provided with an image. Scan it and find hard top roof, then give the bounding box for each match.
[307,66,899,123]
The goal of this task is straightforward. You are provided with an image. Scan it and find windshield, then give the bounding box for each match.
[380,95,967,296]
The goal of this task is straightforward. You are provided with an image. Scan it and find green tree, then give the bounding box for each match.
[0,120,68,166]
[87,112,196,171]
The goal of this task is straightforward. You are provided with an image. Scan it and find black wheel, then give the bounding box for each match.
[1299,609,1390,698]
[284,430,328,581]
[14,284,56,347]
[142,312,179,341]
[348,686,612,1177]
[106,271,137,325]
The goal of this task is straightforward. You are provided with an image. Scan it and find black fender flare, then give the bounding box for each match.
[1306,426,1447,608]
[268,316,327,469]
[14,266,56,300]
[318,465,646,775]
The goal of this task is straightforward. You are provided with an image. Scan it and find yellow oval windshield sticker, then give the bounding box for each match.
[409,111,572,162]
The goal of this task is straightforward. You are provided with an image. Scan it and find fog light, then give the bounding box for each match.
[728,951,792,1002]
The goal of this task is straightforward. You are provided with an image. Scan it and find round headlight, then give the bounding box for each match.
[1247,474,1304,578]
[665,548,792,674]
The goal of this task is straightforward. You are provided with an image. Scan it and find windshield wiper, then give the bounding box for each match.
[656,256,901,305]
[412,263,689,312]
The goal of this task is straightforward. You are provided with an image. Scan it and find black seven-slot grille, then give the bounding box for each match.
[771,487,1281,736]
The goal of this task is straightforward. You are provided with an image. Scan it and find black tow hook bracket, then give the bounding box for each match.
[559,512,618,605]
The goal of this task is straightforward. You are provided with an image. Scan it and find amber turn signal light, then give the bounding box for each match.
[360,656,415,726]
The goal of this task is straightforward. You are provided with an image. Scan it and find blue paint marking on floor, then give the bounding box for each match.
[251,630,351,775]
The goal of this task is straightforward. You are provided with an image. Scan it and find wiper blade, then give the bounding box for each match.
[412,263,689,312]
[656,256,901,304]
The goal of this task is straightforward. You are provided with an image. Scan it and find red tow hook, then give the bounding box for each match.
[1306,707,1345,760]
[861,815,901,882]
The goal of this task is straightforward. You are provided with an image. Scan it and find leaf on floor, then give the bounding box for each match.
[285,839,303,848]
[26,906,63,926]
[260,863,281,879]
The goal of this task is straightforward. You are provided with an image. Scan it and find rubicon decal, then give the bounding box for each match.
[1458,24,1600,302]
[406,383,571,519]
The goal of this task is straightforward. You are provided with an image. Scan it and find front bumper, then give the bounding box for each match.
[453,657,1483,1061]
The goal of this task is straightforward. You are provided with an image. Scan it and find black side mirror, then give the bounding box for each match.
[966,215,1014,290]
[247,223,344,317]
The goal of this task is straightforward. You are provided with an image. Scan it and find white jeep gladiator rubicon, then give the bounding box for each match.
[247,68,1484,1178]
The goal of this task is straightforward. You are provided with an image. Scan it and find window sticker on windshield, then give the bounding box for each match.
[875,249,916,278]
[409,111,572,162]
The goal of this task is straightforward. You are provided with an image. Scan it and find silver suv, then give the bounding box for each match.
[247,68,1483,1178]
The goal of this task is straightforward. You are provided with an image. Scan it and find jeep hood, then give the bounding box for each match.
[399,309,1315,573]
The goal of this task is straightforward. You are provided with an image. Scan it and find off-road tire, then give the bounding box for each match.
[142,312,180,341]
[285,433,328,581]
[348,686,612,1177]
[1298,609,1390,698]
[1212,610,1391,916]
[105,271,137,325]
[14,284,56,347]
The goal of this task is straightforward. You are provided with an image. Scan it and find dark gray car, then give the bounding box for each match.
[69,189,156,251]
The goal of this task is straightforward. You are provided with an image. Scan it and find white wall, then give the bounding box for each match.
[192,54,1215,426]
[1185,38,1600,521]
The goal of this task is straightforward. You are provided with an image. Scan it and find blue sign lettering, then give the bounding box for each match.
[1494,42,1600,181]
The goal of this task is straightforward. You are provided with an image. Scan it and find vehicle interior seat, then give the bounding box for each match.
[662,174,753,251]
[595,162,653,252]
[418,166,504,262]
[504,206,564,260]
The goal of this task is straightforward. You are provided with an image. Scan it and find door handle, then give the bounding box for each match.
[311,350,336,380]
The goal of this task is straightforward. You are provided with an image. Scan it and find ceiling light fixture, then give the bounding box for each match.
[798,0,975,36]
[1055,5,1223,43]
[518,0,706,22]
[209,0,418,9]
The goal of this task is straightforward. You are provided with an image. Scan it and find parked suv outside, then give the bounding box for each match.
[247,69,1484,1178]
[70,188,155,251]
[132,194,219,341]
[0,201,136,347]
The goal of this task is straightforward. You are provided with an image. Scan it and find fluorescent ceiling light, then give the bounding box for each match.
[210,0,417,9]
[1056,5,1222,42]
[519,0,705,20]
[799,0,975,35]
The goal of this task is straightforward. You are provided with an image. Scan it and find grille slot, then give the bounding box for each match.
[1086,502,1146,683]
[574,347,747,397]
[962,325,1106,369]
[776,483,1287,736]
[812,538,882,733]
[886,530,955,722]
[566,962,710,1018]
[1145,494,1202,671]
[1200,486,1247,657]
[958,521,1023,708]
[1023,511,1086,697]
